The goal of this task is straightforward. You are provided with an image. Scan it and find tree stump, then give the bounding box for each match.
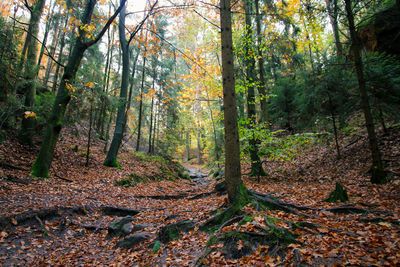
[325,183,349,202]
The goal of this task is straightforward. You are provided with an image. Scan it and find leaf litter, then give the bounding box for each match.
[0,125,399,266]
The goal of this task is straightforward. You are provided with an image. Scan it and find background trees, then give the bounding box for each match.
[0,0,398,184]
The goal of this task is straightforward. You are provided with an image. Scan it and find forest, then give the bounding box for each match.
[0,0,399,265]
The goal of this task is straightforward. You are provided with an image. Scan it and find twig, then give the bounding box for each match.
[54,173,73,183]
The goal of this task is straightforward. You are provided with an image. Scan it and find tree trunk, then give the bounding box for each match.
[344,0,386,184]
[325,0,343,56]
[123,47,139,135]
[148,59,157,154]
[244,0,267,178]
[97,3,114,136]
[104,0,130,167]
[255,0,268,124]
[197,126,202,165]
[220,0,243,204]
[103,106,115,153]
[136,44,147,152]
[328,92,341,159]
[100,29,115,137]
[186,131,190,161]
[43,19,61,88]
[51,14,69,93]
[85,93,93,167]
[37,0,57,80]
[18,0,47,145]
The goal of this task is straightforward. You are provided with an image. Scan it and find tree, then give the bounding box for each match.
[31,0,127,178]
[243,0,268,178]
[136,31,147,152]
[219,0,242,204]
[103,0,131,167]
[105,0,157,166]
[344,0,386,184]
[18,0,46,145]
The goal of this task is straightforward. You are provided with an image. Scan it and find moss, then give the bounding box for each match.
[152,241,161,254]
[206,235,218,248]
[158,220,194,243]
[31,160,50,179]
[114,178,135,187]
[103,158,122,168]
[201,184,252,233]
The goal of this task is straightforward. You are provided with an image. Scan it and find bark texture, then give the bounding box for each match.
[220,0,243,204]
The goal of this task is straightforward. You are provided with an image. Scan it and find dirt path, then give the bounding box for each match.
[0,155,221,266]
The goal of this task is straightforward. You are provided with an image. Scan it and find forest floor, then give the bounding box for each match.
[0,125,399,266]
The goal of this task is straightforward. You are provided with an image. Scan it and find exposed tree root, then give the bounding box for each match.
[197,185,299,265]
[0,205,89,230]
[323,205,392,215]
[0,161,29,171]
[1,175,31,185]
[357,216,400,225]
[292,221,359,237]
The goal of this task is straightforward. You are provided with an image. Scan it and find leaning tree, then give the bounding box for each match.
[31,0,127,178]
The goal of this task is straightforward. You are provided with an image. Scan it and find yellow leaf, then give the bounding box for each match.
[24,111,37,119]
[85,81,94,88]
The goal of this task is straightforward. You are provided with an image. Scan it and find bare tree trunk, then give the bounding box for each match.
[136,43,147,152]
[220,0,243,204]
[148,58,157,154]
[85,91,93,167]
[344,0,386,184]
[328,92,341,159]
[104,0,130,167]
[186,131,190,161]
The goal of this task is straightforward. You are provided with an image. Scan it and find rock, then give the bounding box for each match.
[158,220,194,243]
[108,216,134,237]
[116,231,151,249]
[121,223,133,235]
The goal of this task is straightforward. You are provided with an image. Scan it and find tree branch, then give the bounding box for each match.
[24,0,33,13]
[85,0,128,48]
[127,0,159,45]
